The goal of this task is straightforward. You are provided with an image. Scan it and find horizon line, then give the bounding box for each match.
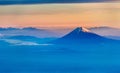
[0,26,119,29]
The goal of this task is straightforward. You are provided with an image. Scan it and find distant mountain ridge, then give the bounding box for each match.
[0,27,42,31]
[0,27,120,49]
[52,27,119,45]
[3,35,56,44]
[0,27,58,38]
[89,26,120,37]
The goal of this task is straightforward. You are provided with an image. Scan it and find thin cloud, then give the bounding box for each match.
[0,3,119,15]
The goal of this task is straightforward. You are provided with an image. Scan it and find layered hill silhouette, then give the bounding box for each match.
[89,26,120,40]
[7,35,55,44]
[0,27,57,38]
[0,27,120,48]
[52,27,119,45]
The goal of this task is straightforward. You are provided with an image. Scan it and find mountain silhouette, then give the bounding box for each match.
[52,27,117,45]
[0,27,57,38]
[6,35,56,44]
[89,26,120,40]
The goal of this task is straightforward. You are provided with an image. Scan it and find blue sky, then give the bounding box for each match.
[0,0,114,5]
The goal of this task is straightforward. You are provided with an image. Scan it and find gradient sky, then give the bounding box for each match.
[0,0,120,28]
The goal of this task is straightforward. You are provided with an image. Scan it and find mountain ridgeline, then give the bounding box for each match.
[51,27,120,48]
[0,27,120,48]
[89,26,120,40]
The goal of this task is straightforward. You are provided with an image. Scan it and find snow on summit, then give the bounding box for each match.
[74,27,90,33]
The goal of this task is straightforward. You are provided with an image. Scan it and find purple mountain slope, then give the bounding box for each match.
[52,27,118,45]
[89,26,120,39]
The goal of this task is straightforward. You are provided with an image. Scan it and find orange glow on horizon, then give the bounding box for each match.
[0,3,120,28]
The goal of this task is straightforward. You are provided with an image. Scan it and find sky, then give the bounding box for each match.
[0,0,120,28]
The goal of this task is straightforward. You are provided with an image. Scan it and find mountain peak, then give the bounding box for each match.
[52,27,109,44]
[73,27,90,32]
